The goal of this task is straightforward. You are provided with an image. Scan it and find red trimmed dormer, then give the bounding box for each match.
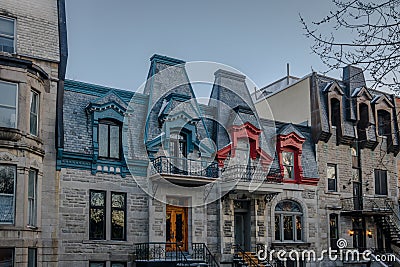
[216,122,272,168]
[276,130,317,185]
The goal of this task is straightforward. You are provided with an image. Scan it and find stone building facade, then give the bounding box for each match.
[57,55,322,267]
[255,66,400,266]
[0,0,67,266]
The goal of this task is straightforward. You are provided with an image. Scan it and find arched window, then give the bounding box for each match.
[275,200,303,242]
[98,119,121,159]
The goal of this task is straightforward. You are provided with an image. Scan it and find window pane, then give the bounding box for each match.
[0,36,13,53]
[111,192,126,240]
[328,179,336,192]
[109,125,120,159]
[282,151,294,179]
[111,263,126,267]
[296,215,302,240]
[327,165,336,179]
[28,170,37,226]
[98,124,109,157]
[30,92,38,114]
[0,18,14,36]
[283,216,293,240]
[282,152,293,165]
[30,113,38,136]
[111,210,125,240]
[30,91,39,136]
[90,191,105,240]
[0,81,17,107]
[0,248,13,267]
[0,165,15,223]
[0,106,16,128]
[275,215,280,240]
[90,191,105,207]
[28,248,36,267]
[112,193,125,208]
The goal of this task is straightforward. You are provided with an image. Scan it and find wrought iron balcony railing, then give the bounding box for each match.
[341,196,394,212]
[151,156,219,178]
[221,165,283,183]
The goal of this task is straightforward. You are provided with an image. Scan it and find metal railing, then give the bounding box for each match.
[192,243,220,267]
[151,156,219,178]
[134,242,190,266]
[233,244,260,267]
[221,165,283,183]
[341,196,394,212]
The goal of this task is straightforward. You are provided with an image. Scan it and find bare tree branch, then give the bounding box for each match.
[300,0,400,92]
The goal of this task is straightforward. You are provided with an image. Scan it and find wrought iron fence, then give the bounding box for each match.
[134,242,189,265]
[151,156,219,178]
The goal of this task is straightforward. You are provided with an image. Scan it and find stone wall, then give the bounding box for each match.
[58,169,149,266]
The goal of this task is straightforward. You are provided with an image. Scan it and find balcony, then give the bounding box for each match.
[151,156,219,185]
[220,165,283,193]
[341,196,393,215]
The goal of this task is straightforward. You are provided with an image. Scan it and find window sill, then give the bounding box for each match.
[0,127,23,141]
[84,240,129,245]
[325,191,341,195]
[27,225,38,230]
[374,194,389,198]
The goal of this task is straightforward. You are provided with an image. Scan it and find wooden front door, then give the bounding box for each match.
[166,205,188,251]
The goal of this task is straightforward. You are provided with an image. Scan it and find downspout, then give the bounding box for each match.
[56,0,68,165]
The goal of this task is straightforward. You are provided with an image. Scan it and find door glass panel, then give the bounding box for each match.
[235,215,244,246]
[175,213,183,243]
[166,213,172,242]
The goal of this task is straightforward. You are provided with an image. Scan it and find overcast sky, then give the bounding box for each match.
[65,0,341,96]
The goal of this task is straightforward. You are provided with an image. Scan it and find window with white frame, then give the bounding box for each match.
[327,164,337,192]
[0,165,16,224]
[30,90,39,136]
[0,81,17,128]
[28,169,37,227]
[282,151,294,179]
[275,200,303,242]
[0,17,15,53]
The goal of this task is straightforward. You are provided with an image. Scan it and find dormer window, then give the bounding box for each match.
[377,110,391,137]
[330,98,341,128]
[98,120,121,159]
[357,103,369,141]
[169,132,187,158]
[0,80,17,128]
[282,151,294,179]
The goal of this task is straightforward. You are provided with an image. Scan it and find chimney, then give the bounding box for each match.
[343,65,366,93]
[287,63,290,85]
